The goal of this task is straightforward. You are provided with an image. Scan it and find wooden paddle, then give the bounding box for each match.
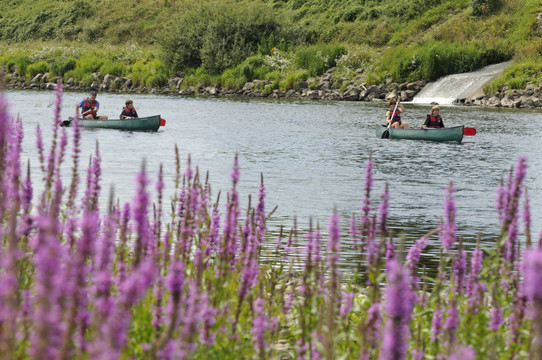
[381,100,400,139]
[464,127,476,136]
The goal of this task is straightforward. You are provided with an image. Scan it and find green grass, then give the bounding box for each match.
[0,0,540,91]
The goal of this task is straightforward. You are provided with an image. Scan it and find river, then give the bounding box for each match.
[5,89,542,271]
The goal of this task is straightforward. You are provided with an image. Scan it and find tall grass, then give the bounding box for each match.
[0,83,539,359]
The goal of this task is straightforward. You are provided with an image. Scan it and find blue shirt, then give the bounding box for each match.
[79,99,100,109]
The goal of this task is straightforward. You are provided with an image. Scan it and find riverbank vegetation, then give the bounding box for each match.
[0,84,539,359]
[0,0,541,91]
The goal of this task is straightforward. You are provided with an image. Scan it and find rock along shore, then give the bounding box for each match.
[5,67,542,109]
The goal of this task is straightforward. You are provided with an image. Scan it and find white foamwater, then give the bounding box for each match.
[412,61,512,105]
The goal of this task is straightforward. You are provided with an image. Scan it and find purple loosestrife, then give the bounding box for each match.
[67,112,81,210]
[0,121,22,355]
[361,157,373,232]
[73,210,99,354]
[199,293,217,346]
[94,259,155,360]
[35,124,46,174]
[522,249,542,358]
[255,175,266,244]
[452,242,467,293]
[157,260,185,353]
[30,215,65,359]
[133,163,151,266]
[350,215,360,245]
[364,302,381,349]
[467,238,486,313]
[325,210,340,359]
[448,345,475,360]
[430,305,443,342]
[327,210,341,276]
[152,164,165,244]
[340,292,354,319]
[439,182,457,251]
[500,157,528,264]
[444,300,459,346]
[405,236,428,286]
[524,188,532,247]
[252,297,270,358]
[219,156,241,270]
[379,259,415,360]
[42,83,63,197]
[377,183,389,237]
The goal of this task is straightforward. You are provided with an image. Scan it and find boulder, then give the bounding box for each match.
[31,74,43,83]
[103,74,114,86]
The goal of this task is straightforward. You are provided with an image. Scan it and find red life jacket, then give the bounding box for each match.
[122,107,137,117]
[426,114,443,128]
[388,106,401,123]
[82,98,97,116]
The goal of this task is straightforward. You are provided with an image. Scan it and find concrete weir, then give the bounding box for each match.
[412,61,512,105]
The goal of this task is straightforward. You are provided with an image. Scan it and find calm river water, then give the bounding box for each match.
[5,89,542,271]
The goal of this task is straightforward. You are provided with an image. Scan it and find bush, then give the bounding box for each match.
[99,60,126,77]
[0,54,31,75]
[131,58,168,87]
[50,57,77,76]
[294,43,347,76]
[471,0,502,16]
[64,54,104,80]
[26,61,49,78]
[282,69,309,90]
[161,0,305,75]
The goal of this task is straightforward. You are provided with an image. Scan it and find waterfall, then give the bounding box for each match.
[411,61,512,105]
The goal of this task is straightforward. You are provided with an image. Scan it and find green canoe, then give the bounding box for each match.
[63,115,163,132]
[375,125,464,143]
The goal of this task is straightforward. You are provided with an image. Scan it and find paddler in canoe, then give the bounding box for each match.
[386,98,408,129]
[421,105,445,129]
[75,90,108,120]
[120,99,139,119]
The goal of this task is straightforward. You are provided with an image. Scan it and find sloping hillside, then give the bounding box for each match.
[0,0,541,90]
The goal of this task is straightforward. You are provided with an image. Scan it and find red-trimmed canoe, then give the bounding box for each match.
[376,125,464,143]
[63,115,164,132]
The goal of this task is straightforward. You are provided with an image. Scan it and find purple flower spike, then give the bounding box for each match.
[379,260,415,360]
[327,210,340,270]
[524,249,542,358]
[448,345,475,360]
[361,157,374,228]
[252,298,270,357]
[439,182,457,251]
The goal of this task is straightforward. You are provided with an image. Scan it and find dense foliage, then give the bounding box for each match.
[0,84,539,359]
[0,0,541,91]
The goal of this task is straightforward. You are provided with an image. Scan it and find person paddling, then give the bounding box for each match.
[76,90,108,120]
[422,105,445,129]
[120,99,139,119]
[386,98,408,129]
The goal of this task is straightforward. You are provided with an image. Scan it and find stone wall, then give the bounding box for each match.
[4,68,542,109]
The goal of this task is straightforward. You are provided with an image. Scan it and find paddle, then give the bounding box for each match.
[464,127,476,136]
[381,100,400,139]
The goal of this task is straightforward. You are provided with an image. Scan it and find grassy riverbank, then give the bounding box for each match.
[0,84,539,359]
[0,0,541,93]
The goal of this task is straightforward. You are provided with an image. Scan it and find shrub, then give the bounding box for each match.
[131,58,168,87]
[50,57,77,77]
[161,0,305,75]
[471,0,502,16]
[0,54,31,75]
[294,43,347,76]
[282,69,309,90]
[99,60,126,77]
[26,61,49,78]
